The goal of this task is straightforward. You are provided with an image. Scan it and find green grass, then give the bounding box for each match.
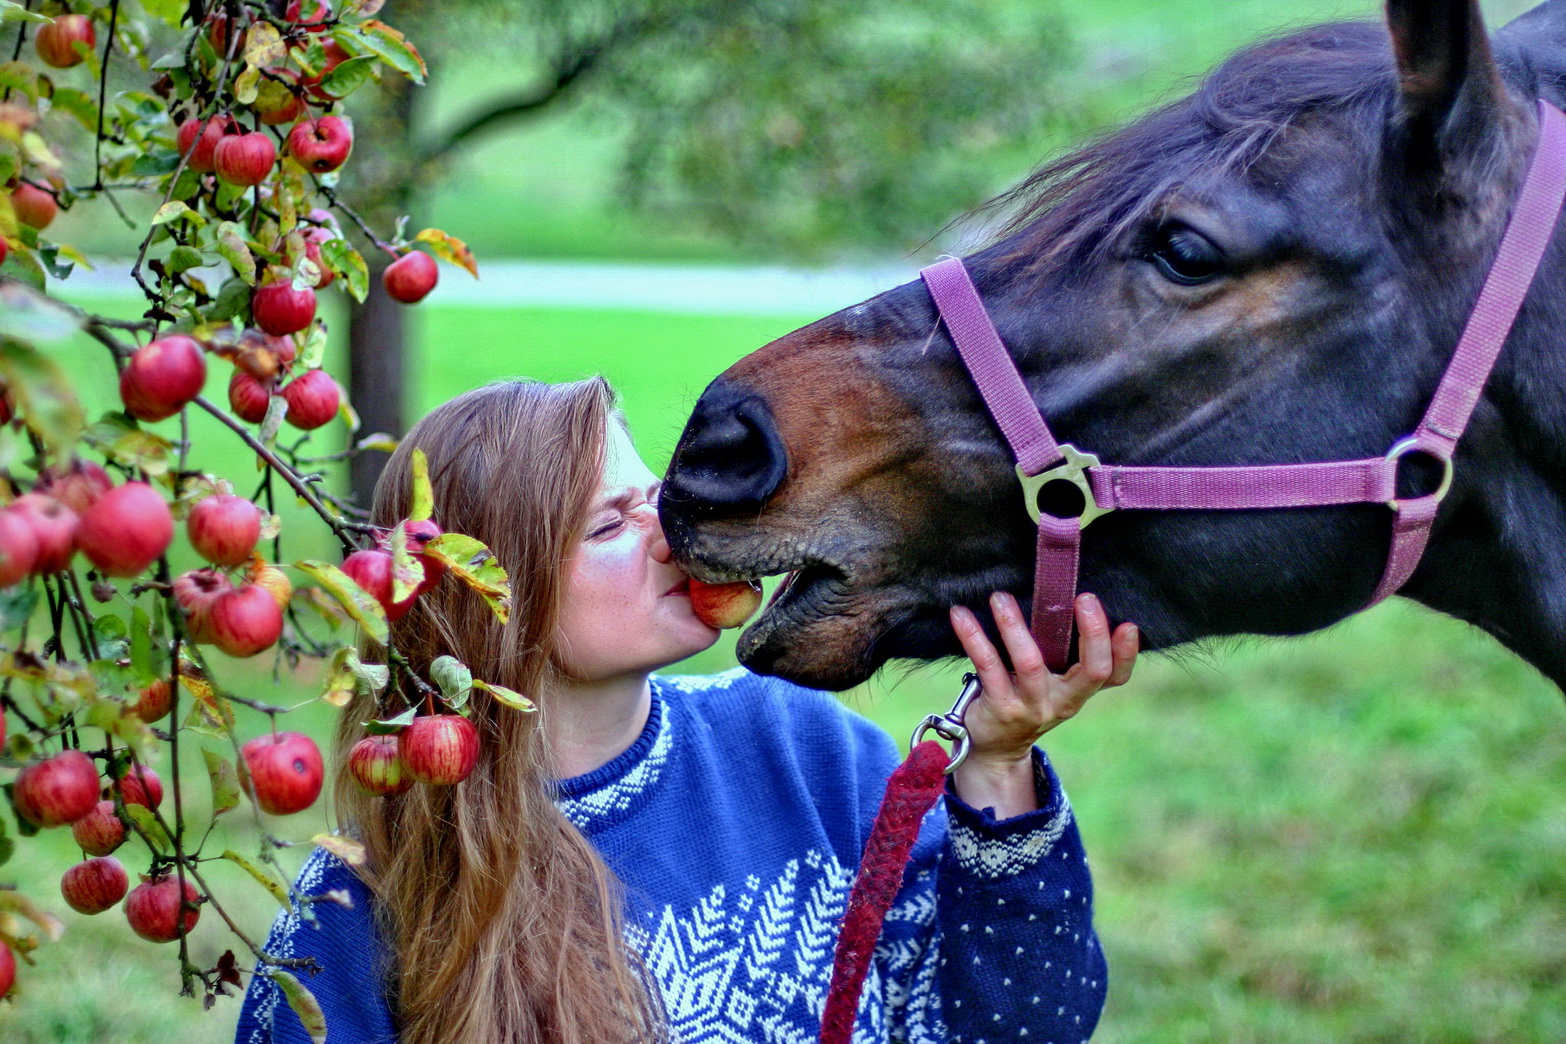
[6,300,1566,1042]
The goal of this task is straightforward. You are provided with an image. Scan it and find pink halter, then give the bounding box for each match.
[921,99,1566,672]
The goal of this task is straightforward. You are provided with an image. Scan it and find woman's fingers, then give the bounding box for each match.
[1104,622,1139,688]
[949,605,1015,701]
[989,592,1048,686]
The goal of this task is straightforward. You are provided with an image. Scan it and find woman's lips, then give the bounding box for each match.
[664,577,691,597]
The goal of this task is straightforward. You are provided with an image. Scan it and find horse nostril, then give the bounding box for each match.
[665,380,788,513]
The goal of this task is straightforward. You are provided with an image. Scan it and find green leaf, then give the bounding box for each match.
[211,276,251,322]
[0,61,39,99]
[94,613,128,643]
[202,749,241,817]
[320,54,376,99]
[46,87,97,130]
[430,655,471,706]
[0,2,51,24]
[311,833,366,866]
[388,523,424,605]
[0,336,85,458]
[179,673,235,740]
[214,221,256,285]
[0,585,36,632]
[165,244,204,274]
[266,971,328,1044]
[151,200,203,227]
[473,678,535,712]
[353,20,426,83]
[364,706,415,735]
[223,849,291,910]
[2,782,39,835]
[298,324,328,370]
[319,237,367,302]
[295,560,389,644]
[423,534,511,623]
[130,604,154,685]
[412,228,478,278]
[243,22,287,68]
[233,65,261,106]
[0,281,81,344]
[84,412,173,476]
[408,448,433,523]
[125,804,171,855]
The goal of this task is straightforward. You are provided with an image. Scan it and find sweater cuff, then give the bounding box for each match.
[943,747,1073,881]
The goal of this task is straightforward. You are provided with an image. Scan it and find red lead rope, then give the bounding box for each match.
[818,740,952,1043]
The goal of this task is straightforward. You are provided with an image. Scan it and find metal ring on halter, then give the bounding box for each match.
[1383,437,1455,510]
[910,672,985,774]
[1016,444,1115,528]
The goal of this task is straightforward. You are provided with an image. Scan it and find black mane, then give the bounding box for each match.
[989,21,1397,269]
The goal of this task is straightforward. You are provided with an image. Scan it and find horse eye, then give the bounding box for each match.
[1147,225,1226,286]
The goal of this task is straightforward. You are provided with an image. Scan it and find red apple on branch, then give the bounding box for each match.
[403,518,446,592]
[347,734,414,796]
[113,763,164,809]
[213,131,276,187]
[689,579,764,629]
[71,800,127,856]
[119,335,208,422]
[255,67,305,125]
[0,939,14,1000]
[228,369,272,424]
[340,548,417,621]
[34,14,95,69]
[187,493,262,567]
[282,369,340,430]
[125,874,201,943]
[240,731,324,814]
[208,583,284,657]
[10,181,58,230]
[61,856,129,915]
[205,10,246,56]
[8,493,80,574]
[174,567,230,643]
[251,280,316,336]
[37,459,112,514]
[285,0,331,29]
[13,749,100,827]
[0,508,39,588]
[383,250,438,304]
[77,481,173,578]
[249,559,293,609]
[176,115,236,174]
[401,714,480,785]
[286,116,353,174]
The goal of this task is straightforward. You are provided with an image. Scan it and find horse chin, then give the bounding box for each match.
[732,567,924,691]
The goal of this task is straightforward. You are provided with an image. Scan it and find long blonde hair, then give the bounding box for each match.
[333,378,664,1044]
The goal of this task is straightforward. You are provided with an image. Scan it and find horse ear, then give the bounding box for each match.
[1384,0,1506,166]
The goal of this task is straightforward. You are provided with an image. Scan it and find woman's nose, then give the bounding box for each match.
[646,510,673,563]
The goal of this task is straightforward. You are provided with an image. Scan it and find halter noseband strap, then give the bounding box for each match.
[922,99,1566,672]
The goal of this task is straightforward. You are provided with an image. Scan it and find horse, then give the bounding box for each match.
[658,0,1566,695]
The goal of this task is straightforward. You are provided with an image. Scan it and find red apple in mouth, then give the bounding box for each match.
[689,579,764,630]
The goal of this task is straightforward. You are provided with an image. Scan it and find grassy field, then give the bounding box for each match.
[3,300,1566,1043]
[8,0,1566,1040]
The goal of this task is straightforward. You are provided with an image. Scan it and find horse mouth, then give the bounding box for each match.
[682,547,902,689]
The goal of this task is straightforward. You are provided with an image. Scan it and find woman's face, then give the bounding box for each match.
[554,421,720,682]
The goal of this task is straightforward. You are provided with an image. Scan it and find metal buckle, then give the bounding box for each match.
[1383,437,1455,510]
[1016,444,1114,528]
[910,673,984,774]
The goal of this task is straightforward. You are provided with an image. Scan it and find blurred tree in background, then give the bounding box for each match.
[342,0,1077,505]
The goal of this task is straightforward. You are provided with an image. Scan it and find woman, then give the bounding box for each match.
[235,377,1138,1044]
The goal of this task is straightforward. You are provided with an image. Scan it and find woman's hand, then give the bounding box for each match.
[946,591,1138,818]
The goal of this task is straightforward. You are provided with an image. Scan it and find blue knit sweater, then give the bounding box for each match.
[236,668,1107,1043]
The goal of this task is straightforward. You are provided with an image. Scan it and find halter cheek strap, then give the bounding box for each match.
[921,99,1566,672]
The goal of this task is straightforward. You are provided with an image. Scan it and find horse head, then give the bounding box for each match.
[660,0,1566,692]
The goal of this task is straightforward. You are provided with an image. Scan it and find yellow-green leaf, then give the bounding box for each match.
[311,833,366,866]
[388,523,424,605]
[267,971,328,1044]
[295,560,389,644]
[151,200,203,227]
[354,20,426,83]
[224,849,291,910]
[408,447,433,522]
[412,228,477,278]
[243,21,286,68]
[0,335,85,459]
[202,749,241,817]
[473,678,534,712]
[125,804,171,855]
[423,533,511,623]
